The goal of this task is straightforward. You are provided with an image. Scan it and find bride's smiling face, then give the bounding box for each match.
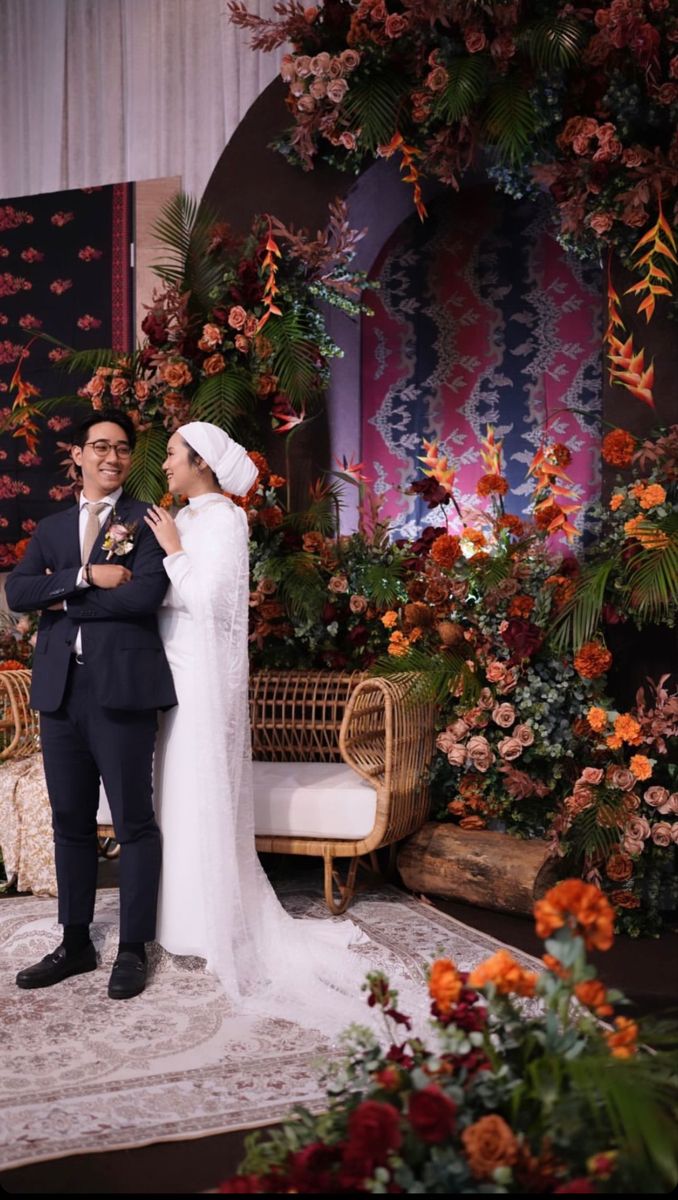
[163,434,203,495]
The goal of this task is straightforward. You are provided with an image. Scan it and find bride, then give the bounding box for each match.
[145,421,425,1037]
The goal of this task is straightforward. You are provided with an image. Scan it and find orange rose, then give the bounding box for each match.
[534,879,615,951]
[468,949,537,997]
[388,631,410,657]
[203,353,226,376]
[461,1115,519,1179]
[606,852,633,882]
[162,360,192,389]
[227,305,247,330]
[428,958,462,1015]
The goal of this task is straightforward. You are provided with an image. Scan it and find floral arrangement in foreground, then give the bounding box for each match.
[217,880,678,1194]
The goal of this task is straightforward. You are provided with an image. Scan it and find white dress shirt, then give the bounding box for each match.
[72,488,122,655]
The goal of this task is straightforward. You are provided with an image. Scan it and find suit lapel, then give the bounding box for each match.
[90,492,135,563]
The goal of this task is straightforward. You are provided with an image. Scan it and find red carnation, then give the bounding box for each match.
[408,1085,457,1143]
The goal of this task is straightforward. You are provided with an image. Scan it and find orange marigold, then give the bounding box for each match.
[476,472,509,497]
[609,493,624,511]
[587,706,608,733]
[638,483,666,510]
[574,979,613,1017]
[606,734,623,749]
[574,642,613,680]
[602,428,635,468]
[605,1016,638,1059]
[629,754,652,780]
[430,533,461,568]
[534,879,615,951]
[468,949,537,998]
[508,595,535,619]
[497,513,524,537]
[613,713,641,743]
[428,958,463,1015]
[381,610,398,628]
[461,1115,519,1179]
[542,953,571,981]
[387,631,410,657]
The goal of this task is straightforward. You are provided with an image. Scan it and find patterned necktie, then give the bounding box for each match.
[82,501,108,564]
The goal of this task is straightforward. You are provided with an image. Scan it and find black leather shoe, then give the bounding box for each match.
[16,942,97,989]
[108,951,147,1000]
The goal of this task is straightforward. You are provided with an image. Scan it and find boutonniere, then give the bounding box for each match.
[102,515,138,560]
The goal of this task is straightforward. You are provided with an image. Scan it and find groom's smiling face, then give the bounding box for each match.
[72,420,133,500]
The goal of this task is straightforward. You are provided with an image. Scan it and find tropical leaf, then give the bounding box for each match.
[60,347,136,376]
[342,71,408,153]
[565,802,624,864]
[190,367,256,433]
[25,393,91,415]
[152,192,224,311]
[483,75,538,165]
[360,561,404,607]
[522,17,584,70]
[264,552,326,623]
[285,489,340,536]
[433,56,488,123]
[267,311,321,407]
[372,643,479,708]
[624,522,678,622]
[550,559,619,652]
[125,425,168,504]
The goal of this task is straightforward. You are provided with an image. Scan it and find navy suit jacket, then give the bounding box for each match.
[5,493,177,713]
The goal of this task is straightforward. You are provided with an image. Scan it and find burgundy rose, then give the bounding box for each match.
[343,1100,402,1172]
[408,1085,457,1143]
[288,1142,340,1192]
[141,309,167,346]
[501,618,543,661]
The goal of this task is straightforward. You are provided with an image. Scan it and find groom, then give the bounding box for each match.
[6,409,176,999]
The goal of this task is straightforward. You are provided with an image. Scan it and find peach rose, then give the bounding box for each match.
[349,593,367,614]
[513,724,534,746]
[448,719,470,741]
[280,54,296,83]
[492,703,516,728]
[203,353,225,376]
[326,78,348,103]
[294,54,312,77]
[426,66,448,92]
[436,731,458,754]
[581,767,604,785]
[447,744,468,768]
[624,815,651,845]
[385,13,407,37]
[465,30,487,53]
[109,375,128,396]
[478,687,495,710]
[162,360,192,388]
[227,306,247,330]
[485,661,506,683]
[134,380,151,402]
[297,94,316,113]
[340,49,360,71]
[328,574,349,593]
[466,735,493,773]
[607,766,636,791]
[309,79,327,99]
[498,736,522,761]
[651,822,673,847]
[644,786,670,810]
[234,335,250,353]
[199,323,222,349]
[309,52,330,75]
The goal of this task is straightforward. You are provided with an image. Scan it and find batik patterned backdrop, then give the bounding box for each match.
[361,188,603,540]
[0,184,132,566]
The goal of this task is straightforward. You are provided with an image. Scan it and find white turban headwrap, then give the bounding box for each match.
[178,421,258,496]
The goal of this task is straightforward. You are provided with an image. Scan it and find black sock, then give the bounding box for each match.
[63,924,90,954]
[118,941,146,963]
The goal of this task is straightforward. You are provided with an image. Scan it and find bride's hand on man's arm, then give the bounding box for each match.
[144,505,183,556]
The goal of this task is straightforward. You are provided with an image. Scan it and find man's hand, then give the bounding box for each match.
[45,567,64,610]
[89,564,132,589]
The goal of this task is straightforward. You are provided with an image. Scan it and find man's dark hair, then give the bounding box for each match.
[76,409,137,452]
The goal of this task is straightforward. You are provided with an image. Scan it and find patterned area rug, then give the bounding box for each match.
[1,883,541,1171]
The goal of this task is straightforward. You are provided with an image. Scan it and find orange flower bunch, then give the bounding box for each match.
[461,527,485,550]
[430,533,461,568]
[527,444,581,542]
[573,641,613,680]
[586,705,608,733]
[604,1016,638,1059]
[602,428,636,468]
[605,260,654,408]
[427,958,462,1015]
[461,1115,519,1180]
[380,610,398,628]
[534,879,615,951]
[629,754,652,781]
[613,713,641,744]
[378,132,427,221]
[387,630,411,657]
[544,573,576,610]
[508,595,534,619]
[467,949,538,998]
[623,515,670,550]
[624,192,677,324]
[496,513,523,537]
[636,482,666,510]
[574,979,613,1018]
[0,659,26,672]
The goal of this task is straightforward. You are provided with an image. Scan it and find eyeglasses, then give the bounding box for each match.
[84,440,132,459]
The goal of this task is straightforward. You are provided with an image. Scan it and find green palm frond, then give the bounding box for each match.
[373,643,479,708]
[522,16,584,71]
[125,425,168,504]
[264,552,326,623]
[483,74,538,164]
[61,348,135,376]
[267,312,322,408]
[360,561,403,607]
[26,393,91,415]
[474,548,513,591]
[565,802,624,864]
[625,524,678,622]
[550,559,619,652]
[190,366,256,433]
[343,71,408,153]
[285,489,339,536]
[433,56,488,123]
[152,192,224,311]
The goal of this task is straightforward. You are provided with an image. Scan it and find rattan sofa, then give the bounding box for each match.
[250,670,436,913]
[0,667,436,913]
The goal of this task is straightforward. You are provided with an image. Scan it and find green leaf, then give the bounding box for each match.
[483,74,538,165]
[152,192,225,312]
[522,17,584,71]
[550,558,619,652]
[61,347,136,376]
[190,367,255,433]
[343,71,408,153]
[266,311,322,408]
[625,526,678,622]
[125,426,168,504]
[360,561,403,607]
[372,643,479,708]
[433,56,488,123]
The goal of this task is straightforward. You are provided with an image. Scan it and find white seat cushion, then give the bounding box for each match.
[253,760,377,840]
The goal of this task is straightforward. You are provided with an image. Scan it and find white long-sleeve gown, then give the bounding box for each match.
[153,493,426,1038]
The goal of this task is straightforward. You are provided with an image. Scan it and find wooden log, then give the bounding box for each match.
[397,821,560,915]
